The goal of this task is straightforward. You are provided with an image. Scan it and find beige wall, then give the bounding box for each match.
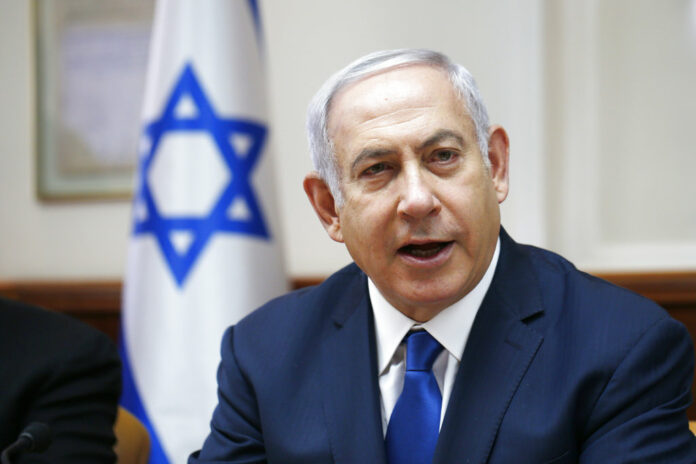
[545,0,696,271]
[1,0,694,281]
[0,2,132,280]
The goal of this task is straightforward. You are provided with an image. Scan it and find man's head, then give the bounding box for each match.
[304,49,510,321]
[307,49,492,206]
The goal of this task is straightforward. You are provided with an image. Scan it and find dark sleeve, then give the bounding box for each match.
[189,326,267,464]
[18,322,122,464]
[580,317,696,463]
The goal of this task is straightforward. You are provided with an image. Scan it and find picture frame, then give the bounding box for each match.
[34,0,154,200]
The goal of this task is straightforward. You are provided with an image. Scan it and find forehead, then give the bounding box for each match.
[326,65,471,151]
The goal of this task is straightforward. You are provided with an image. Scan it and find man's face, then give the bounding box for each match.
[305,65,509,321]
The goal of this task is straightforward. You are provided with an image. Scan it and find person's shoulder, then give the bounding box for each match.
[518,242,670,326]
[0,296,118,362]
[225,263,365,357]
[0,298,121,462]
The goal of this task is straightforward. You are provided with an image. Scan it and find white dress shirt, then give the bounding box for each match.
[369,238,500,435]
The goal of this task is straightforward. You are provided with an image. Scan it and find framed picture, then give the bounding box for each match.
[35,0,154,200]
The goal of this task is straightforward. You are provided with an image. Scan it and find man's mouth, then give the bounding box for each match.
[398,241,453,258]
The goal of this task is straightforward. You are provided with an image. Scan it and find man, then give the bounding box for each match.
[190,49,696,463]
[0,297,121,463]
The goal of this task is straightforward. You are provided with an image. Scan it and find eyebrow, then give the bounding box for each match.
[350,148,395,173]
[417,129,466,151]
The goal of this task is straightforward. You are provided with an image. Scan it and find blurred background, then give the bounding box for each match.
[2,0,695,283]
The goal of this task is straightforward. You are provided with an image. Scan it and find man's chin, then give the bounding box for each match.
[389,288,465,322]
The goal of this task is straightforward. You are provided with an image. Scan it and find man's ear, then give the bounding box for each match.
[303,172,344,243]
[487,125,510,204]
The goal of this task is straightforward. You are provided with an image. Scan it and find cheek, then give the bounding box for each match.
[442,181,497,234]
[341,202,391,250]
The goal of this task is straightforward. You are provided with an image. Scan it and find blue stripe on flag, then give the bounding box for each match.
[119,330,171,464]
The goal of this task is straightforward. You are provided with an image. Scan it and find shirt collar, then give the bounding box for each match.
[370,238,501,375]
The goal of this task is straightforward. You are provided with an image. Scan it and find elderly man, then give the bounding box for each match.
[190,49,696,463]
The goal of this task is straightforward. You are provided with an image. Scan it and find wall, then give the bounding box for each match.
[0,0,545,280]
[545,0,696,271]
[0,2,132,280]
[1,0,694,281]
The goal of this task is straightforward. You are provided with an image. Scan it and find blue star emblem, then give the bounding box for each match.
[133,63,270,287]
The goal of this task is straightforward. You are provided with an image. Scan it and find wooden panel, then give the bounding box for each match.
[0,281,122,342]
[291,277,324,290]
[596,272,696,309]
[2,271,695,417]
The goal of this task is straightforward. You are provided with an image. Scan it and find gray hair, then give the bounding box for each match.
[306,48,491,206]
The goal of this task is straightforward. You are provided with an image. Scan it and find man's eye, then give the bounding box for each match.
[363,163,387,176]
[432,150,456,162]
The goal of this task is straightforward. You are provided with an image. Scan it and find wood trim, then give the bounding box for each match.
[1,271,693,319]
[0,281,122,341]
[0,271,694,318]
[0,280,122,313]
[595,272,696,308]
[291,277,324,290]
[294,272,696,307]
[1,272,693,301]
[1,271,695,418]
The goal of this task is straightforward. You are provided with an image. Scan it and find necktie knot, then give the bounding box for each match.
[405,330,443,372]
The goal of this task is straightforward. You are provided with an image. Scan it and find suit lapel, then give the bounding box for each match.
[434,230,545,464]
[320,270,387,464]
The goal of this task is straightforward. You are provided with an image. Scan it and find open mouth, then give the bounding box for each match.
[398,241,453,258]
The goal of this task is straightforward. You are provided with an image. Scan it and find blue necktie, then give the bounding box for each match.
[385,331,444,464]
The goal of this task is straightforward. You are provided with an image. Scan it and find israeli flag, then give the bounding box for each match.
[120,1,286,462]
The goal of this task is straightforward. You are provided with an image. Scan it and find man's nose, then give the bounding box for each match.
[396,167,440,220]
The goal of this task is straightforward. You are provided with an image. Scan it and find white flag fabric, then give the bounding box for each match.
[120,1,286,462]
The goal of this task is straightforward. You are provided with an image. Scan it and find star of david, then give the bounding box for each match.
[133,63,270,287]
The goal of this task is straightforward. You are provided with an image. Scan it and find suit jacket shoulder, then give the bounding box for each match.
[0,297,121,463]
[191,263,383,463]
[462,232,696,463]
[232,263,367,362]
[527,239,666,313]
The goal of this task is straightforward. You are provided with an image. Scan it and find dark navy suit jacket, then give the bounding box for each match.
[0,297,121,463]
[191,230,696,463]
